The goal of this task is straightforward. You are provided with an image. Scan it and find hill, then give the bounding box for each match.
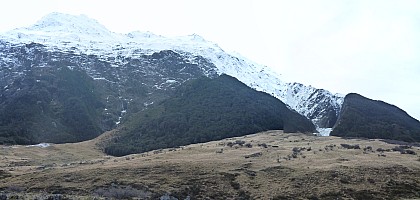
[331,93,420,142]
[103,75,316,156]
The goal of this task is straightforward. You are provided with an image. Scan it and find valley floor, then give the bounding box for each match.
[0,131,419,199]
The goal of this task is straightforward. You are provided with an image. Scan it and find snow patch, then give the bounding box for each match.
[315,128,333,136]
[26,143,51,148]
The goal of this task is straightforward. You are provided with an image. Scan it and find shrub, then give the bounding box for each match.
[94,185,150,199]
[46,194,66,200]
[340,144,360,149]
[258,143,268,148]
[244,152,262,158]
[363,146,373,152]
[244,143,252,148]
[392,146,417,155]
[235,140,246,146]
[292,147,302,153]
[403,150,416,155]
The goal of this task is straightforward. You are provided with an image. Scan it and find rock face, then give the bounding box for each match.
[278,82,343,129]
[331,93,420,142]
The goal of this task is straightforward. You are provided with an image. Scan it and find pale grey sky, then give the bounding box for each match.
[1,0,419,120]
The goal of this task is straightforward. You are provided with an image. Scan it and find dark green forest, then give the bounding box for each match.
[331,93,420,142]
[104,75,316,156]
[0,66,103,144]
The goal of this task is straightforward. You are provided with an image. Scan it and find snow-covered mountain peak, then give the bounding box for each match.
[187,33,206,42]
[0,13,226,60]
[0,12,120,49]
[23,12,114,38]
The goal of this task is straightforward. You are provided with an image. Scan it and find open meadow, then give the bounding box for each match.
[1,130,419,199]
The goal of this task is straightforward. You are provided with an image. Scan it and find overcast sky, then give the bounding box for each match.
[1,0,419,120]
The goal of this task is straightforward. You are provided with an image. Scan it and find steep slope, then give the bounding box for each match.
[0,13,344,131]
[279,82,344,132]
[331,93,420,142]
[104,75,316,156]
[0,41,217,144]
[0,63,103,144]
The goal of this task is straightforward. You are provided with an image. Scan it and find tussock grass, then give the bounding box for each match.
[1,130,419,199]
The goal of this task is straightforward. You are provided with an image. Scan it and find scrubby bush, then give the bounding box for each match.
[340,144,360,149]
[403,149,416,155]
[235,140,246,146]
[244,152,262,158]
[46,194,66,200]
[392,145,417,155]
[292,147,302,153]
[244,143,253,148]
[363,146,373,152]
[0,193,7,200]
[94,185,150,199]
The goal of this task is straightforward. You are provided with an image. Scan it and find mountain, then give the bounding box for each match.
[331,93,420,142]
[103,75,315,156]
[2,12,419,147]
[0,12,344,133]
[0,41,217,144]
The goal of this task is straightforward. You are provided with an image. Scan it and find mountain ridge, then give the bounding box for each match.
[0,12,344,133]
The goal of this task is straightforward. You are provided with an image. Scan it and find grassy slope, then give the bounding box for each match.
[0,130,419,199]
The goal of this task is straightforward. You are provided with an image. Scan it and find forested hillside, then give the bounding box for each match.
[331,93,420,142]
[104,75,316,156]
[0,66,103,144]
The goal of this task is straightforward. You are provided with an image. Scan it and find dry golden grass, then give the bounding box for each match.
[1,130,419,199]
